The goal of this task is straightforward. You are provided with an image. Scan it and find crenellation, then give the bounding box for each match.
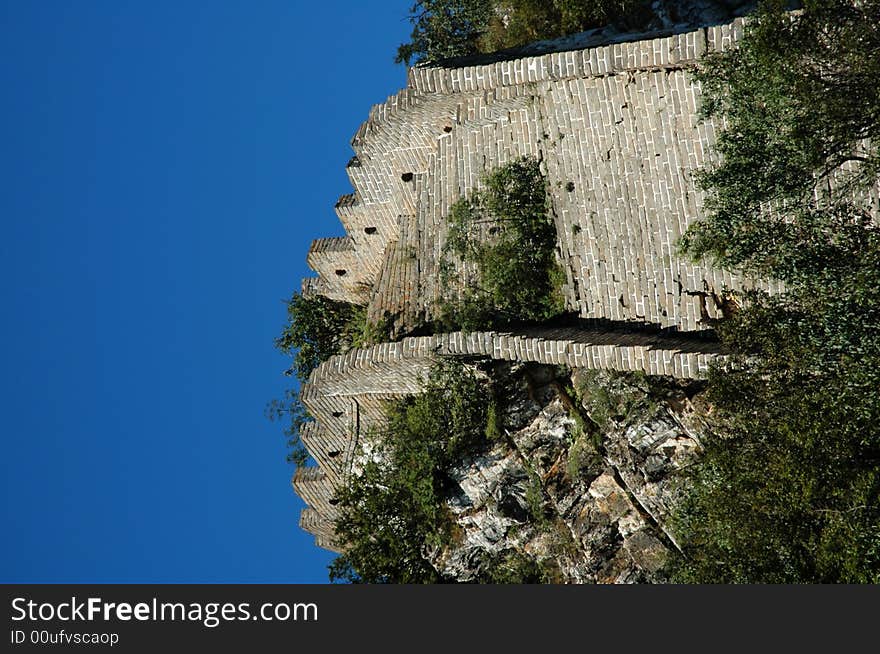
[292,467,340,519]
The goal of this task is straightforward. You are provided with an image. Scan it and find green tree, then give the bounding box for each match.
[671,1,880,583]
[480,0,654,52]
[395,0,494,65]
[396,1,655,65]
[671,224,880,581]
[679,0,880,274]
[274,292,368,383]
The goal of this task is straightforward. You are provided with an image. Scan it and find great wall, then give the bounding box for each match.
[291,14,878,554]
[308,19,770,332]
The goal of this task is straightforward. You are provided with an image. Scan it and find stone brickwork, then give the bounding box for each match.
[405,23,737,93]
[293,21,752,553]
[303,16,878,329]
[302,18,785,334]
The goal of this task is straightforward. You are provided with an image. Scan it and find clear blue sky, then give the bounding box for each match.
[1,0,412,583]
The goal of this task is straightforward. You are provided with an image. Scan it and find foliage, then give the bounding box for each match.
[485,399,503,440]
[679,0,880,274]
[524,466,548,526]
[440,157,566,330]
[480,0,654,53]
[274,292,378,384]
[329,360,494,583]
[565,421,601,480]
[396,0,655,64]
[670,1,880,583]
[395,0,494,65]
[671,213,880,583]
[572,369,662,432]
[475,548,554,583]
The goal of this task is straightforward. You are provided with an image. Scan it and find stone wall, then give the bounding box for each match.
[304,16,880,330]
[302,18,784,334]
[294,21,751,553]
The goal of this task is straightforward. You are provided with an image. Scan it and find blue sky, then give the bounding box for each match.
[0,1,412,582]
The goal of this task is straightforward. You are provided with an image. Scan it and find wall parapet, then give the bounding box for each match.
[406,24,720,95]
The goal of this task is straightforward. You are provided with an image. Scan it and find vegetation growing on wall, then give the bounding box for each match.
[570,369,666,433]
[439,157,566,331]
[268,292,385,466]
[475,548,558,583]
[396,0,655,65]
[275,292,379,383]
[671,0,880,583]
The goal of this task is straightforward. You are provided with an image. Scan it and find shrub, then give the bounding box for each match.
[670,1,880,583]
[329,359,495,583]
[679,0,880,274]
[475,549,553,583]
[572,369,660,433]
[395,0,494,65]
[396,1,656,64]
[481,1,654,52]
[274,292,381,383]
[440,157,566,330]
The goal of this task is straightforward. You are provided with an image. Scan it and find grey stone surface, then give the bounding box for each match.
[429,365,702,582]
[305,15,877,330]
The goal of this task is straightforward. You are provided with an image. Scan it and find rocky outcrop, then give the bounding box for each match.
[430,363,704,583]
